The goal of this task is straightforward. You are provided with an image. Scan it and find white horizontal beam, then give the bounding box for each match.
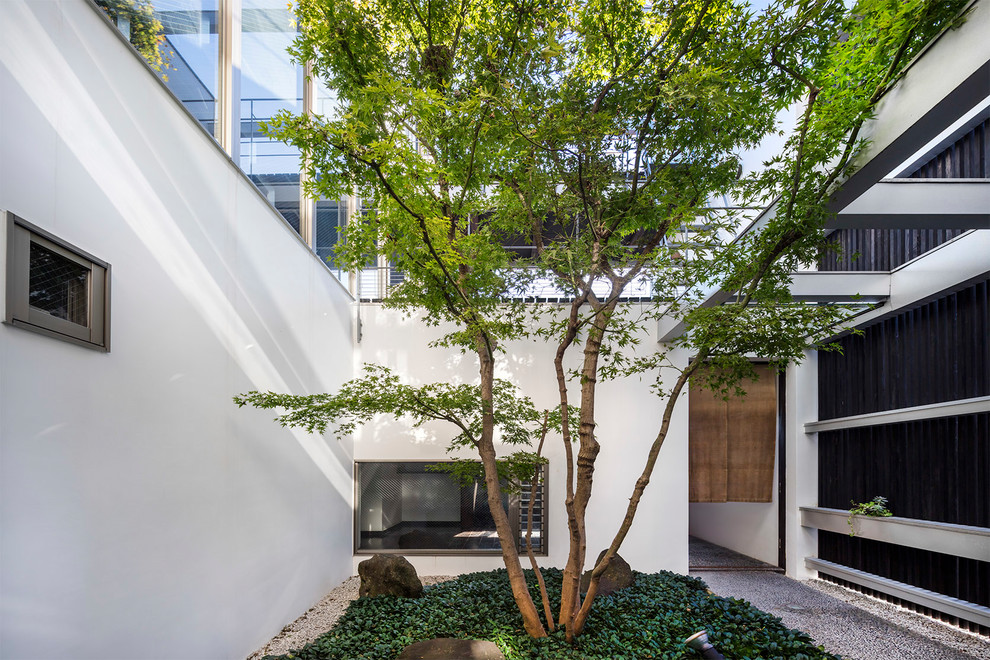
[831,180,990,230]
[788,271,890,303]
[806,558,990,627]
[804,395,990,433]
[657,271,890,342]
[801,507,990,562]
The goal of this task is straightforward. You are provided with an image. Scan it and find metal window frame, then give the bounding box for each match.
[353,459,549,557]
[4,212,110,352]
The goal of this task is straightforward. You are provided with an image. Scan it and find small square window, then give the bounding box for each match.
[5,212,110,351]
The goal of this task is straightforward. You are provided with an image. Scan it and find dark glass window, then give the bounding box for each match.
[356,462,545,554]
[6,213,110,351]
[29,242,89,326]
[314,200,342,267]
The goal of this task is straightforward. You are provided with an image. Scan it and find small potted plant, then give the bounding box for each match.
[847,496,892,536]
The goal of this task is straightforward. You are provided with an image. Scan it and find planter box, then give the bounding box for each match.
[800,506,990,561]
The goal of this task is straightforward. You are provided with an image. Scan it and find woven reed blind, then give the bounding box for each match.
[689,364,777,503]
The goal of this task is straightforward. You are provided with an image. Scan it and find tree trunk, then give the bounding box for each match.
[569,355,705,635]
[560,303,611,640]
[476,340,547,638]
[554,297,583,629]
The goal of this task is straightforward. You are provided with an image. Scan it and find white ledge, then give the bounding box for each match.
[806,558,990,627]
[800,506,990,562]
[804,395,990,433]
[832,180,990,230]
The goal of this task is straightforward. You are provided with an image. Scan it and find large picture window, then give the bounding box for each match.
[5,213,110,351]
[355,461,546,555]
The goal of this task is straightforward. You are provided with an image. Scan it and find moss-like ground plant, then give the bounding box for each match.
[263,569,839,660]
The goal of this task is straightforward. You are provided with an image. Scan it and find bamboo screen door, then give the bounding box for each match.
[689,363,777,502]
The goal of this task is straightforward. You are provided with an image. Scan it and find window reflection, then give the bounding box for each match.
[356,462,545,554]
[29,243,89,326]
[154,0,219,137]
[357,463,508,552]
[241,0,302,233]
[100,0,350,266]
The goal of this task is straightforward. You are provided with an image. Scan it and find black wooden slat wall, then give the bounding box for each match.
[817,277,990,627]
[819,229,967,271]
[819,532,989,608]
[819,414,990,528]
[820,119,987,272]
[909,118,989,179]
[818,278,989,419]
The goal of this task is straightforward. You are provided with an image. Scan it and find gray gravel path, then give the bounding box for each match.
[693,570,990,660]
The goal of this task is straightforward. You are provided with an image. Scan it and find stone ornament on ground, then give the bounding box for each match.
[396,638,506,660]
[579,550,635,597]
[357,554,424,598]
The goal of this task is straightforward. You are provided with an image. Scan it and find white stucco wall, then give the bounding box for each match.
[353,304,691,578]
[785,353,820,579]
[0,2,355,658]
[688,488,779,566]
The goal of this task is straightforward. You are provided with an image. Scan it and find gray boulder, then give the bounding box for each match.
[397,638,505,660]
[357,554,423,598]
[579,550,634,597]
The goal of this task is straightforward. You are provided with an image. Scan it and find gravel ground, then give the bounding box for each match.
[246,576,453,660]
[694,570,990,660]
[248,572,989,660]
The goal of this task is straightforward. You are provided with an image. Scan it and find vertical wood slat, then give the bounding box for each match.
[820,119,987,272]
[818,416,989,527]
[819,227,966,271]
[818,278,989,420]
[817,276,990,624]
[909,118,989,179]
[818,531,990,609]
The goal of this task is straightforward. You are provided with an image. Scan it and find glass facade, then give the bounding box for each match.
[100,0,348,284]
[153,0,220,137]
[240,0,302,231]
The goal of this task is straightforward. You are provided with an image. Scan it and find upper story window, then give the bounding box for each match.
[4,213,110,351]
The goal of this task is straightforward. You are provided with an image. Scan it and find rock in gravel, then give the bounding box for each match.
[580,550,634,597]
[396,638,505,660]
[358,554,423,598]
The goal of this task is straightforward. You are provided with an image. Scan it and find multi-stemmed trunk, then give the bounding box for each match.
[475,337,548,638]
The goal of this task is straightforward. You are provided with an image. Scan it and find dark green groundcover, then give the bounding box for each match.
[265,568,839,660]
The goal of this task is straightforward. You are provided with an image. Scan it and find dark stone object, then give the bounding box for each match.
[579,550,635,597]
[357,554,423,598]
[397,638,505,660]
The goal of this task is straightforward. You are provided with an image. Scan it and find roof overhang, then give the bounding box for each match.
[828,0,990,218]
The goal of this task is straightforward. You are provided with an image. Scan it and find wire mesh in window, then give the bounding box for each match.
[518,476,545,554]
[29,241,88,326]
